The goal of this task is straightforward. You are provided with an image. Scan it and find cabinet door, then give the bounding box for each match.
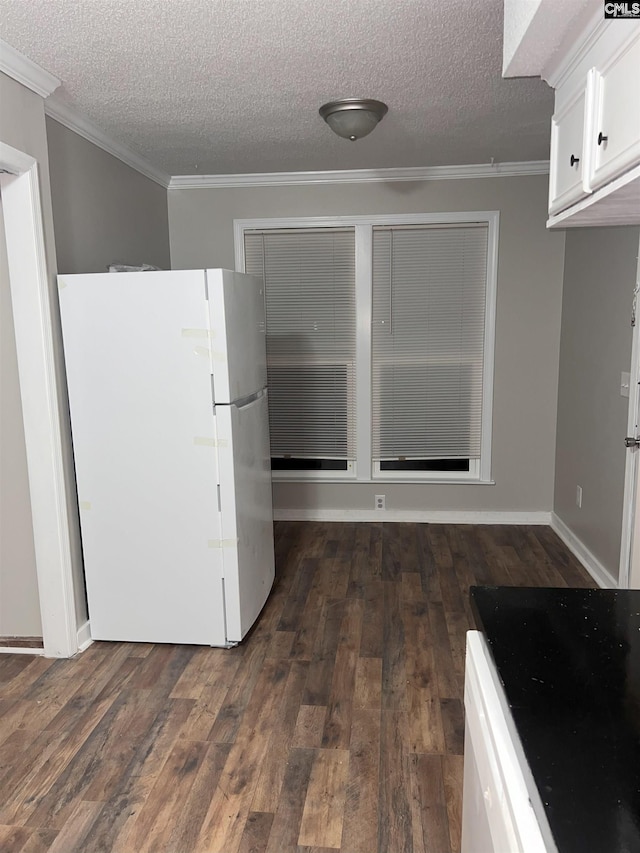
[549,87,589,215]
[589,33,640,192]
[462,632,552,853]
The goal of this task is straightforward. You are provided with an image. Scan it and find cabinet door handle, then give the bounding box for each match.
[598,132,608,146]
[570,154,580,167]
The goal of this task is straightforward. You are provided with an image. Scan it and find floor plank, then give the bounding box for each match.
[164,742,232,853]
[238,811,274,853]
[252,661,309,813]
[442,754,464,853]
[264,748,315,853]
[45,801,104,853]
[378,709,412,853]
[0,522,595,852]
[340,708,380,853]
[297,749,350,848]
[196,659,291,853]
[409,754,451,853]
[291,704,328,749]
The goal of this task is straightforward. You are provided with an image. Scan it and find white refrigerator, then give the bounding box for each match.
[58,268,275,647]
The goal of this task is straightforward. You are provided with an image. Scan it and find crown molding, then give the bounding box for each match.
[0,38,60,98]
[0,38,548,193]
[45,96,170,188]
[543,9,607,88]
[168,160,550,190]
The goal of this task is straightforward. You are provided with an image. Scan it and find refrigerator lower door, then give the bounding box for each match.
[216,390,275,642]
[206,269,267,404]
[58,270,227,645]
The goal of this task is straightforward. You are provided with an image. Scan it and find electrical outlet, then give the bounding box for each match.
[576,485,583,509]
[621,372,631,398]
[375,494,386,510]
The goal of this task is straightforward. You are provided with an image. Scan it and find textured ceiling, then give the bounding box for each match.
[0,0,555,176]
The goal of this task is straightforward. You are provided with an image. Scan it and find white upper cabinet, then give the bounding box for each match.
[588,34,640,191]
[504,2,640,227]
[548,85,588,214]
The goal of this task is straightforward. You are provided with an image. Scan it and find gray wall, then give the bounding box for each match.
[0,194,42,636]
[0,71,86,628]
[46,117,170,274]
[169,175,566,514]
[0,81,173,638]
[554,226,640,582]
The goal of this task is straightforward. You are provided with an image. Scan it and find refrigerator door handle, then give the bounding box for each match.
[233,388,266,410]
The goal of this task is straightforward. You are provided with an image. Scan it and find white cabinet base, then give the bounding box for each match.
[462,631,557,853]
[547,162,640,228]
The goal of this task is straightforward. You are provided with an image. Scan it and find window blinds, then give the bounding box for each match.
[244,228,356,461]
[371,224,488,462]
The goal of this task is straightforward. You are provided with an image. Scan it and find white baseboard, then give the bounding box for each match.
[550,513,618,589]
[76,620,93,653]
[0,646,45,656]
[274,509,552,524]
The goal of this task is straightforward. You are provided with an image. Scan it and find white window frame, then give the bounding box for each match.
[234,211,498,485]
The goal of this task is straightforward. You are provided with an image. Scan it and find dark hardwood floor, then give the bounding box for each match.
[0,522,595,852]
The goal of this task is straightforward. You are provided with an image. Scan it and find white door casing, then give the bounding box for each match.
[0,141,78,657]
[619,234,640,589]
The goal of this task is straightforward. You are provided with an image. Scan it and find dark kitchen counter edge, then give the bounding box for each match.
[469,585,640,853]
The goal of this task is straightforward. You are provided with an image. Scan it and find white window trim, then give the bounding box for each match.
[373,459,482,482]
[234,211,499,485]
[271,463,357,483]
[355,224,373,482]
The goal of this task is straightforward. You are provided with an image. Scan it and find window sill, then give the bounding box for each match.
[372,477,496,485]
[272,476,496,485]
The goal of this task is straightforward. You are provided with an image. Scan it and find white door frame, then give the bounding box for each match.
[0,140,78,657]
[618,235,640,589]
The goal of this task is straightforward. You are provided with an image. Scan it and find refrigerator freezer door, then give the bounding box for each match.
[58,270,227,645]
[206,269,267,404]
[215,390,275,641]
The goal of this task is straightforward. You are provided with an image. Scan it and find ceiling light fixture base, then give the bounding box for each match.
[319,98,388,141]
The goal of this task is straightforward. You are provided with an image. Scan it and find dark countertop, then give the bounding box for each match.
[471,586,640,853]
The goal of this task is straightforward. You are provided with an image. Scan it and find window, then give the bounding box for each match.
[372,223,489,479]
[236,213,497,484]
[244,228,356,473]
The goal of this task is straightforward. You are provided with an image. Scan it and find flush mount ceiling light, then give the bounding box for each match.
[319,98,388,141]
